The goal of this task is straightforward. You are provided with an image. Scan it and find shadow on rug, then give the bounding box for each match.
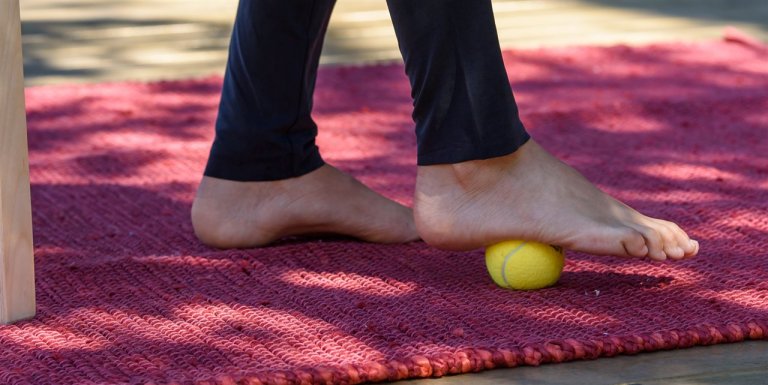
[1,37,767,385]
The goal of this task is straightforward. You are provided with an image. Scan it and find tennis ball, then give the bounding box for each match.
[485,240,565,290]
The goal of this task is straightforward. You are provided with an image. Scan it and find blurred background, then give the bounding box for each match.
[19,0,768,86]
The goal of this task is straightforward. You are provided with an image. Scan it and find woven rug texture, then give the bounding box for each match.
[1,39,767,385]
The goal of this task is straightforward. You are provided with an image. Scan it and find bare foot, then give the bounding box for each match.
[192,164,419,248]
[413,140,699,261]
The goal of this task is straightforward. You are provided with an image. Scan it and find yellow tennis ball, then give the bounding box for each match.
[485,240,565,290]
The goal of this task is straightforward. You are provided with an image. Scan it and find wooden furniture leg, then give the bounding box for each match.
[1,0,36,324]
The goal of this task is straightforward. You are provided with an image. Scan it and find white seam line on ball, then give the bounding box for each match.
[501,241,528,287]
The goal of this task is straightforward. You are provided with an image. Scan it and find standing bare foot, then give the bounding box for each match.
[414,139,699,261]
[192,164,419,248]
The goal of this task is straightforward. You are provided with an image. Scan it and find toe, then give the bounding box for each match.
[634,224,666,261]
[619,227,649,258]
[686,239,700,258]
[680,235,700,258]
[658,223,685,260]
[665,245,685,260]
[654,219,696,260]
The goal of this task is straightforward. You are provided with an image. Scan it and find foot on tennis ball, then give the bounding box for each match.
[485,240,565,290]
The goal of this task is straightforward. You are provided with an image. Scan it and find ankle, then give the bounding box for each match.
[418,154,522,196]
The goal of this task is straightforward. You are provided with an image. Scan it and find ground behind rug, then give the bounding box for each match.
[1,38,767,384]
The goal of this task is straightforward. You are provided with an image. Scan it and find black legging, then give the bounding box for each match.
[204,0,530,182]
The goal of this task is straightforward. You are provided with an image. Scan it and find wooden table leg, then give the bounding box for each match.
[1,0,36,324]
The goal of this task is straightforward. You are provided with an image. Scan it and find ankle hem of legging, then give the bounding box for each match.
[202,154,325,182]
[415,134,531,166]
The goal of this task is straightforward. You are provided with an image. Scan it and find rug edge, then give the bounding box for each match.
[178,319,767,385]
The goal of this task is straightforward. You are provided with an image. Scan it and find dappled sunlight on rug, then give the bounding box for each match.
[1,39,766,384]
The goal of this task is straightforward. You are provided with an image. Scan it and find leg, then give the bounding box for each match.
[387,0,699,260]
[1,0,36,324]
[204,0,329,182]
[387,0,530,165]
[192,0,418,248]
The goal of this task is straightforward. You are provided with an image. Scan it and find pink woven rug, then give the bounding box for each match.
[2,38,767,385]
